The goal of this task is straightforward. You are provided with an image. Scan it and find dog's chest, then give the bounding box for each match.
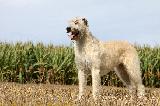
[75,51,93,69]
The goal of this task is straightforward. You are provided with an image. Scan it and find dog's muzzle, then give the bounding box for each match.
[66,27,79,40]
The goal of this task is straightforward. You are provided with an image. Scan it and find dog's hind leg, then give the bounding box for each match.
[118,52,145,98]
[124,58,145,98]
[115,64,137,96]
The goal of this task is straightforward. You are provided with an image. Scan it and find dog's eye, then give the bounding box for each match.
[74,20,78,24]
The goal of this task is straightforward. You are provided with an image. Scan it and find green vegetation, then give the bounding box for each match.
[136,45,160,87]
[0,42,159,87]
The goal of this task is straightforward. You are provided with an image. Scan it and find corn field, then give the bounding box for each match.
[0,42,159,87]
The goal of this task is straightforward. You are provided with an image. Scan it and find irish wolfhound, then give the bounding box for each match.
[66,17,145,100]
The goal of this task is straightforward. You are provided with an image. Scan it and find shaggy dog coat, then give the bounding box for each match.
[66,17,145,100]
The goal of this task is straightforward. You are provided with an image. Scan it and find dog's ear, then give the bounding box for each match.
[82,18,88,26]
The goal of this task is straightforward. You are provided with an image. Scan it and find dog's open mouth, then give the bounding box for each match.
[66,27,79,40]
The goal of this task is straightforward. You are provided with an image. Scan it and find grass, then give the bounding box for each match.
[0,82,159,106]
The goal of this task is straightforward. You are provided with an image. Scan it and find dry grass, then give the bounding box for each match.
[0,82,159,106]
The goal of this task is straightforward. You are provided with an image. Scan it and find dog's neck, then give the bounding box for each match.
[74,31,99,52]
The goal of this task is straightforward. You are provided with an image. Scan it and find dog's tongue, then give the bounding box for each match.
[68,33,75,40]
[68,34,74,40]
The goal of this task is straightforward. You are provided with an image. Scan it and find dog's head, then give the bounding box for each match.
[66,17,88,41]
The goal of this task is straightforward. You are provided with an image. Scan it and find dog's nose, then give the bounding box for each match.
[66,27,71,33]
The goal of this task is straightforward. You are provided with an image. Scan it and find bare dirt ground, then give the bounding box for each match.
[0,82,159,106]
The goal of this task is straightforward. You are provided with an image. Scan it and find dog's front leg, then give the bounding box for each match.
[78,70,87,100]
[92,67,101,101]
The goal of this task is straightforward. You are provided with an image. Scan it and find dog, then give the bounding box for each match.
[66,17,145,100]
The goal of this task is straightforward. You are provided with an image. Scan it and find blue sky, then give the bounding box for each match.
[0,0,160,46]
